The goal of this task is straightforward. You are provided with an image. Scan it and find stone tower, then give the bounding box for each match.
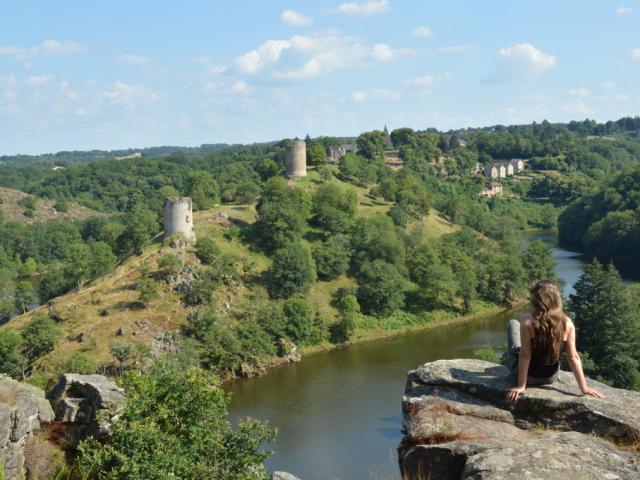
[285,138,307,178]
[163,197,196,244]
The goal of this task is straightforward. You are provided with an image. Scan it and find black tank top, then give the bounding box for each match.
[528,340,566,378]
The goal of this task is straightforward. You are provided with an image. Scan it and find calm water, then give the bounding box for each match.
[226,232,604,479]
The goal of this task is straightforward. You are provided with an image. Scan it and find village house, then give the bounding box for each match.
[480,183,503,198]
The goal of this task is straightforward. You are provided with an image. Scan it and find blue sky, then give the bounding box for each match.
[1,0,638,154]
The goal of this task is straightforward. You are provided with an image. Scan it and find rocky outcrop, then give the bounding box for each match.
[272,472,302,480]
[48,374,125,446]
[399,359,640,479]
[0,375,55,480]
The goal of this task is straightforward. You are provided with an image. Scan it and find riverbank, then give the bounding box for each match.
[225,299,528,381]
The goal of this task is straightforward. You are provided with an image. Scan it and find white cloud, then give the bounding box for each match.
[330,0,390,15]
[437,44,478,54]
[103,81,158,107]
[630,48,640,62]
[569,86,590,97]
[117,54,150,64]
[487,43,556,83]
[235,39,291,74]
[230,81,252,95]
[412,26,432,38]
[35,40,86,55]
[26,75,53,86]
[616,6,634,14]
[603,80,616,90]
[0,40,86,64]
[207,64,227,75]
[281,10,313,27]
[405,73,452,89]
[351,88,399,103]
[371,43,394,61]
[234,34,398,79]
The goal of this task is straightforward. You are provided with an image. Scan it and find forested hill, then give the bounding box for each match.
[0,143,234,167]
[558,165,640,266]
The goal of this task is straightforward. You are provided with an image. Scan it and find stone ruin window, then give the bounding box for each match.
[186,215,190,223]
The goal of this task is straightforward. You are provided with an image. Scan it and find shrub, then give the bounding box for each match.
[312,234,351,281]
[21,316,61,362]
[0,330,27,378]
[195,237,220,265]
[60,351,98,374]
[356,260,407,316]
[76,365,276,480]
[183,270,220,306]
[54,200,69,213]
[183,308,218,341]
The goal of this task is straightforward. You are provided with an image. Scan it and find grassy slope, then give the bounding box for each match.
[2,171,458,382]
[0,187,104,223]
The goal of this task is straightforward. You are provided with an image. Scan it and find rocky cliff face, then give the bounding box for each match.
[399,359,640,479]
[0,375,55,480]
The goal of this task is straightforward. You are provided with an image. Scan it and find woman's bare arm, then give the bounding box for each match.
[565,319,605,398]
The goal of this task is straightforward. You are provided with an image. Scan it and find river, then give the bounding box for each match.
[226,232,601,479]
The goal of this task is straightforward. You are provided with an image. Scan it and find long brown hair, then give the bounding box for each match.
[530,280,566,363]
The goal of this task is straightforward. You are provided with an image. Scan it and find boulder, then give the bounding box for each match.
[399,359,640,479]
[48,374,125,444]
[0,375,55,480]
[272,472,302,480]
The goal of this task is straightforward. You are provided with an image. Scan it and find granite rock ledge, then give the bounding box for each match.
[399,359,640,479]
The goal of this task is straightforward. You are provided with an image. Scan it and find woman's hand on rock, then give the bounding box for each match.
[581,387,605,398]
[506,386,525,403]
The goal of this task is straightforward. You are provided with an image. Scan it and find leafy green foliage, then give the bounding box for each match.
[117,204,159,256]
[14,280,35,313]
[522,240,556,282]
[186,170,220,210]
[568,260,640,389]
[356,260,407,316]
[267,241,316,299]
[254,177,311,250]
[311,183,358,234]
[77,365,276,480]
[0,329,27,378]
[194,237,220,265]
[21,315,61,363]
[312,234,351,281]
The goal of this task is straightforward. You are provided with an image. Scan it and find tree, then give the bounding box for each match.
[312,234,351,281]
[21,316,61,362]
[268,241,316,299]
[186,170,220,210]
[356,131,386,159]
[14,281,35,313]
[255,158,281,181]
[236,181,261,204]
[522,240,556,282]
[0,330,27,379]
[390,128,416,149]
[350,214,406,270]
[335,294,361,341]
[283,298,316,345]
[117,205,159,256]
[356,260,407,316]
[311,183,358,234]
[77,365,276,480]
[407,244,457,310]
[135,274,158,307]
[568,260,640,388]
[254,177,311,250]
[307,143,328,166]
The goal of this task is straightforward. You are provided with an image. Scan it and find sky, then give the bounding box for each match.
[0,0,639,155]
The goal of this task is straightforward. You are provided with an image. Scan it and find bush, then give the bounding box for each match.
[183,308,218,341]
[60,351,98,374]
[108,341,149,375]
[201,323,243,374]
[283,298,316,345]
[157,253,182,276]
[472,346,501,363]
[0,330,27,378]
[195,237,220,265]
[77,365,275,480]
[183,270,220,306]
[21,316,61,362]
[54,200,69,213]
[135,274,158,307]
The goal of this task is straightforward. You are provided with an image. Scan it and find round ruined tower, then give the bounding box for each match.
[285,139,307,178]
[163,197,196,244]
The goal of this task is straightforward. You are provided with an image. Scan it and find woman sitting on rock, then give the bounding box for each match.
[506,280,604,403]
